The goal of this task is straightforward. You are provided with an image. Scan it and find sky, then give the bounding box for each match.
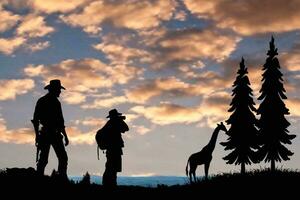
[0,0,300,177]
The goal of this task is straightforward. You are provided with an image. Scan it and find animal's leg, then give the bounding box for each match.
[189,164,197,183]
[204,161,211,180]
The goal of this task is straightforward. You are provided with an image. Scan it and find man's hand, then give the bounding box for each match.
[35,135,40,147]
[64,136,69,146]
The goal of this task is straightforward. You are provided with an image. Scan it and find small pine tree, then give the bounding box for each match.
[50,169,57,177]
[80,171,91,185]
[257,36,296,171]
[221,58,260,174]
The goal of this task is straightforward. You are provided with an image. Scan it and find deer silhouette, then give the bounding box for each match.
[186,122,227,182]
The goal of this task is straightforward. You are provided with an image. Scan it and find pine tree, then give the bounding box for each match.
[257,36,296,171]
[80,171,91,185]
[221,58,259,174]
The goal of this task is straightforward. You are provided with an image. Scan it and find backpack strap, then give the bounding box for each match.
[97,146,99,160]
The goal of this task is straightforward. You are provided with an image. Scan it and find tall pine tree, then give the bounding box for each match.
[221,58,259,174]
[257,37,296,172]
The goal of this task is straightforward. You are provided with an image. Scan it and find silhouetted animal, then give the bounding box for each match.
[186,122,227,182]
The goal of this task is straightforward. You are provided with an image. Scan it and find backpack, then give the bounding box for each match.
[95,125,109,160]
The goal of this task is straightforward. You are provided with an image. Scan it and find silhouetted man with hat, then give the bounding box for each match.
[102,109,129,187]
[32,79,69,179]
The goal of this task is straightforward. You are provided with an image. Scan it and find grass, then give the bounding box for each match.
[0,167,299,198]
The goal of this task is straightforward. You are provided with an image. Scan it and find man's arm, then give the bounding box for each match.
[32,100,41,146]
[61,128,69,146]
[31,119,40,146]
[120,118,129,133]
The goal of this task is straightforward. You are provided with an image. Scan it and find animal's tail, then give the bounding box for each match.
[185,157,190,177]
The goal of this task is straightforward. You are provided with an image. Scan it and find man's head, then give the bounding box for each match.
[44,79,66,97]
[106,109,125,119]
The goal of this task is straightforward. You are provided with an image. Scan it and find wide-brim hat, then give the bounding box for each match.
[107,109,122,118]
[44,79,66,90]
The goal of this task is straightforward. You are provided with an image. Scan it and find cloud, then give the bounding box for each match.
[184,0,300,35]
[126,73,232,104]
[74,117,106,127]
[147,28,240,69]
[26,41,50,52]
[281,43,300,72]
[82,96,128,109]
[62,91,86,104]
[0,5,20,32]
[0,115,98,145]
[93,43,150,65]
[4,0,88,14]
[0,7,54,55]
[0,117,33,144]
[131,125,151,135]
[0,79,34,100]
[0,37,26,55]
[126,77,193,103]
[159,29,239,62]
[24,58,143,104]
[16,14,54,38]
[198,92,231,128]
[61,0,176,32]
[287,98,300,117]
[83,25,102,36]
[173,10,187,21]
[130,91,230,128]
[130,103,203,125]
[65,126,96,145]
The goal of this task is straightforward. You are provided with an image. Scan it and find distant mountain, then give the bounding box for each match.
[70,176,190,187]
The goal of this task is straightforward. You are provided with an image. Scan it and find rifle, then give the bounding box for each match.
[31,120,40,163]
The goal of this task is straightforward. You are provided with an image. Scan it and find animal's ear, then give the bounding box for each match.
[221,122,224,125]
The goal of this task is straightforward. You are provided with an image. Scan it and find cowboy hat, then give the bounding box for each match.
[107,109,123,118]
[44,79,66,90]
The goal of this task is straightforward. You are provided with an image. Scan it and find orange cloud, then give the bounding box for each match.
[158,29,240,63]
[62,91,86,105]
[93,43,150,65]
[27,41,50,52]
[126,74,232,104]
[0,114,105,145]
[0,79,34,100]
[126,77,192,104]
[61,0,176,32]
[131,103,203,125]
[145,28,240,69]
[184,0,300,35]
[23,59,144,114]
[131,125,151,135]
[16,14,54,38]
[65,126,96,145]
[82,96,128,109]
[0,37,26,55]
[286,98,300,117]
[130,91,231,128]
[74,117,106,127]
[24,58,143,104]
[29,0,88,14]
[0,5,20,32]
[0,117,33,144]
[198,92,231,128]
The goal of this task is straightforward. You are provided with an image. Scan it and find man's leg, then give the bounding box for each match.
[52,138,68,178]
[36,141,51,176]
[103,153,117,187]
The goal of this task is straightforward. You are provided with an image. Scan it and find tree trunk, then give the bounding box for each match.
[241,162,245,174]
[271,159,275,172]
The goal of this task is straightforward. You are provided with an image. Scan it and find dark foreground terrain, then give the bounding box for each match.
[0,167,299,198]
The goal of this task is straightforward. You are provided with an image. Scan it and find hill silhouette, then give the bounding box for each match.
[0,167,299,198]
